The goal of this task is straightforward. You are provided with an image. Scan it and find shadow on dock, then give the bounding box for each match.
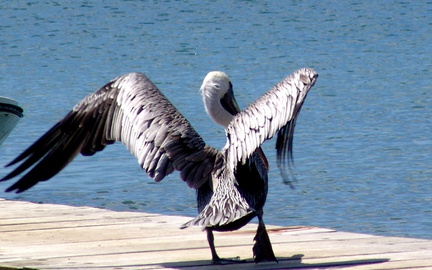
[159,254,389,269]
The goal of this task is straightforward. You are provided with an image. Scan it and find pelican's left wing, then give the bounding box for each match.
[1,72,218,193]
[225,68,318,173]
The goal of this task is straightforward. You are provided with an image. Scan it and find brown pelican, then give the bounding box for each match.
[1,68,318,264]
[196,71,273,263]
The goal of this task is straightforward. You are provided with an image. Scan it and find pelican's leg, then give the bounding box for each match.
[205,228,245,265]
[253,210,278,263]
[206,228,221,263]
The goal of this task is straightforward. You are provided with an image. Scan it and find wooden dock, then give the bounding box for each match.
[0,199,431,269]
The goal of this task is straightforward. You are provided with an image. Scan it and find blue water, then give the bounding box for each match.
[1,1,431,240]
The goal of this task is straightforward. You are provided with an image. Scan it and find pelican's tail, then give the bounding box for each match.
[181,183,255,229]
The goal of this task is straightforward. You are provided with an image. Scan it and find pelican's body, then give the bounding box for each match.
[1,68,318,263]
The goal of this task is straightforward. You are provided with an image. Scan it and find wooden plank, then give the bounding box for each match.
[1,199,431,269]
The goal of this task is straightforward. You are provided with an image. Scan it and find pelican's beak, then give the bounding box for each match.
[220,84,241,116]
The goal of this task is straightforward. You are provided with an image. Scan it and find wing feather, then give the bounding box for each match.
[1,72,218,192]
[224,68,318,170]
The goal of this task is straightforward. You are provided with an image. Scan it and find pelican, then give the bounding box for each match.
[1,68,318,264]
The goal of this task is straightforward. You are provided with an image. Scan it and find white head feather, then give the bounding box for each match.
[200,71,240,128]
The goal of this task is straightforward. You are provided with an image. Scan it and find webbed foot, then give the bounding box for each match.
[212,255,247,265]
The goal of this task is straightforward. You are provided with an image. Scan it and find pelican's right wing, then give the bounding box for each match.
[225,68,318,171]
[1,73,218,193]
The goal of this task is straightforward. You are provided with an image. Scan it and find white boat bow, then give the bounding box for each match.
[0,97,23,146]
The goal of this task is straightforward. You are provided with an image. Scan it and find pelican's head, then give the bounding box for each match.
[200,71,241,128]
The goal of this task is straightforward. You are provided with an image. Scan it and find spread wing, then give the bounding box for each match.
[1,72,218,193]
[224,68,318,181]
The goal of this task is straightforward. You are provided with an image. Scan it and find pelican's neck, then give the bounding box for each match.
[203,93,234,128]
